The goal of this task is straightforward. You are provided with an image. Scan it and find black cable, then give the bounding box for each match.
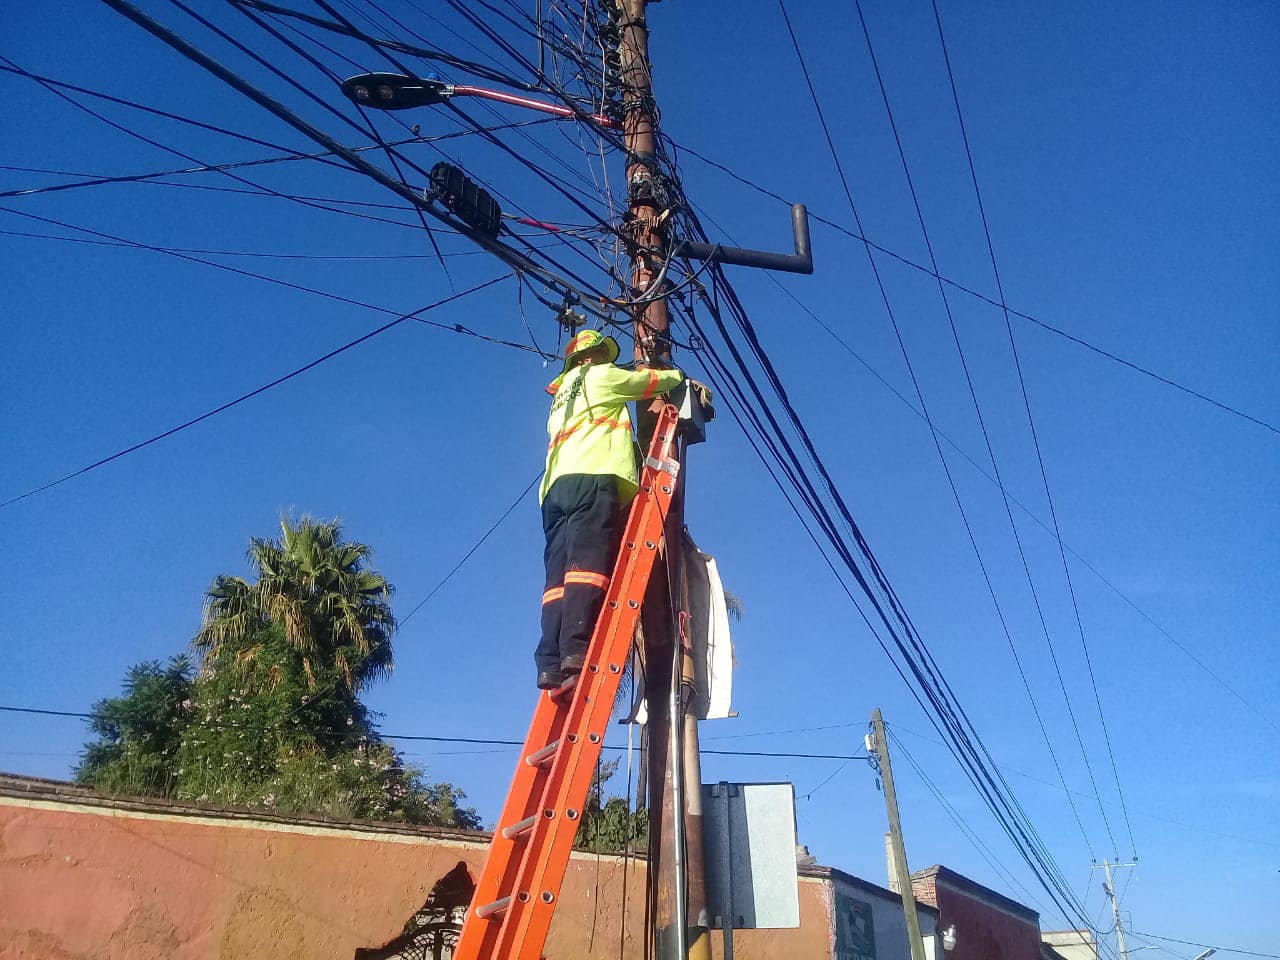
[673,138,1280,439]
[220,0,453,280]
[727,260,1278,737]
[0,705,868,761]
[786,0,1115,859]
[0,274,514,510]
[231,0,543,91]
[99,0,615,315]
[891,729,1051,915]
[0,118,554,204]
[677,285,1094,932]
[239,17,627,304]
[399,473,541,625]
[0,53,430,233]
[675,201,1101,936]
[1126,932,1280,960]
[853,0,1126,859]
[0,205,521,342]
[928,0,1137,856]
[0,60,337,163]
[766,6,1097,920]
[0,226,508,260]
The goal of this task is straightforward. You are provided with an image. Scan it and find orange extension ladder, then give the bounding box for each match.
[453,402,681,960]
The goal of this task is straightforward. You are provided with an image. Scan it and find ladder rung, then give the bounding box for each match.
[525,739,561,767]
[501,815,538,840]
[475,895,512,920]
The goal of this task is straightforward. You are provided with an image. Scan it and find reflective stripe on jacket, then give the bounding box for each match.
[540,362,684,504]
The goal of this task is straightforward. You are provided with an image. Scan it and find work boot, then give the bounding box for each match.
[537,669,563,690]
[560,652,586,679]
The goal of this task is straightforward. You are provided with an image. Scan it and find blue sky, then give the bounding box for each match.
[2,0,1277,954]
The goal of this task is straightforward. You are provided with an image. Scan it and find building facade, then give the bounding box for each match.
[910,864,1044,960]
[0,774,937,960]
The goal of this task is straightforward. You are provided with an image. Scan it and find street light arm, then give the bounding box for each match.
[452,84,618,128]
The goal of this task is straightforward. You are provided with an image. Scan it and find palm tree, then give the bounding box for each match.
[194,516,395,694]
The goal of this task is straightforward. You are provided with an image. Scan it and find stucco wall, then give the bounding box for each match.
[830,874,940,960]
[931,880,1041,960]
[0,789,832,960]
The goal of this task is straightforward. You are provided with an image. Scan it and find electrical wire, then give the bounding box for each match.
[231,0,542,91]
[0,705,866,762]
[0,56,452,236]
[398,473,542,626]
[0,226,552,260]
[227,7,629,299]
[707,252,1278,737]
[0,204,531,345]
[101,0,615,314]
[232,0,452,278]
[0,273,515,510]
[669,204,1105,938]
[1126,932,1280,960]
[673,138,1280,440]
[891,729,1051,915]
[926,0,1137,855]
[789,0,1118,857]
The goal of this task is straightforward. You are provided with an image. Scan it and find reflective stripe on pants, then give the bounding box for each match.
[537,474,621,674]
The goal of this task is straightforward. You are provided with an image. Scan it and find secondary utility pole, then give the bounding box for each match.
[1100,859,1137,960]
[869,709,927,960]
[614,2,711,959]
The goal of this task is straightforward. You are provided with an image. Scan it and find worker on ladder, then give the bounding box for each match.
[536,329,684,689]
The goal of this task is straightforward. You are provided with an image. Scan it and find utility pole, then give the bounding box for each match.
[1100,859,1137,960]
[613,2,711,958]
[869,709,927,960]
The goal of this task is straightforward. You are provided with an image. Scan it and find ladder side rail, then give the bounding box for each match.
[452,693,571,960]
[497,405,681,958]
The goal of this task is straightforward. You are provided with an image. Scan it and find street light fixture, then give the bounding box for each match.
[340,72,618,127]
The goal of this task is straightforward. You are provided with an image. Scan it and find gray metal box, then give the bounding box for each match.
[701,781,800,929]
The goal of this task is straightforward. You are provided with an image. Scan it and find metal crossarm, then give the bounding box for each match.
[453,403,681,960]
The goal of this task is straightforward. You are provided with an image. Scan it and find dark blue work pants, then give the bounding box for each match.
[537,474,622,674]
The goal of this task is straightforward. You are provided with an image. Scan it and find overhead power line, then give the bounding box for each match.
[0,205,542,349]
[767,3,1103,936]
[922,0,1136,856]
[0,227,492,260]
[845,0,1124,855]
[99,0,615,315]
[1127,931,1280,960]
[743,266,1278,735]
[231,0,543,91]
[399,473,542,626]
[674,143,1279,440]
[0,705,865,762]
[0,274,513,510]
[674,226,1101,939]
[776,0,1104,861]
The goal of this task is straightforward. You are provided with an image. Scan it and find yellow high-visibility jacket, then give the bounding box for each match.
[541,362,684,504]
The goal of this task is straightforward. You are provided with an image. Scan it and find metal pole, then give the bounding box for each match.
[1103,859,1136,960]
[679,533,712,960]
[871,709,927,960]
